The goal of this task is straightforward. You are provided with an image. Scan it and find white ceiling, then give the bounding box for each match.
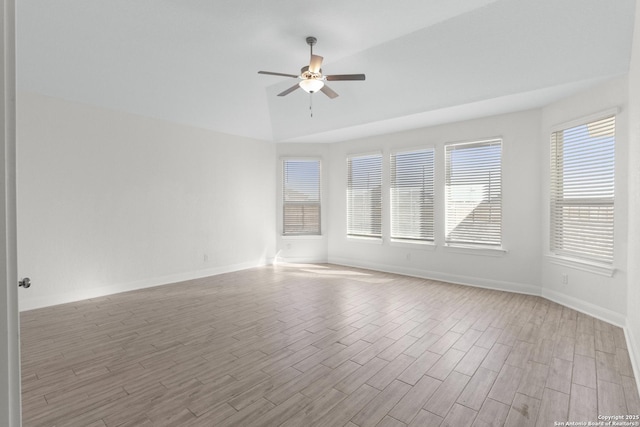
[17,0,636,143]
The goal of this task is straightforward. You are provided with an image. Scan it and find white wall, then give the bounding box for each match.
[326,109,542,295]
[626,0,640,381]
[275,143,330,263]
[540,76,629,326]
[17,92,276,310]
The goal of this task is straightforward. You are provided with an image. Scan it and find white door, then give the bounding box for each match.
[0,0,20,425]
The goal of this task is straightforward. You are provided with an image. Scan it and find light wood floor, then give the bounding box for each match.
[21,264,640,426]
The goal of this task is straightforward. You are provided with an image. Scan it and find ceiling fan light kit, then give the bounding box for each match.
[299,78,324,93]
[258,36,365,100]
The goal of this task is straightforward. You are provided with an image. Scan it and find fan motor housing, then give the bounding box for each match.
[300,66,322,79]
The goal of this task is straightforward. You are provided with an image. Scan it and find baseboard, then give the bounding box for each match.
[274,256,328,264]
[541,288,626,328]
[328,256,541,296]
[19,257,274,312]
[624,325,640,400]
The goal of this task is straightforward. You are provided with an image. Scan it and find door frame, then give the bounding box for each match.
[1,0,20,425]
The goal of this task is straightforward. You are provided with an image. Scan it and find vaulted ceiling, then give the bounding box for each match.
[17,0,636,142]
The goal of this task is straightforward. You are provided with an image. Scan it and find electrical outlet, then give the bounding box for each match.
[406,253,411,261]
[203,254,209,262]
[561,273,568,284]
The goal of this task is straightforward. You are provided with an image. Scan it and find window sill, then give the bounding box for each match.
[443,244,507,257]
[546,254,615,277]
[281,234,324,240]
[347,235,383,245]
[390,239,436,251]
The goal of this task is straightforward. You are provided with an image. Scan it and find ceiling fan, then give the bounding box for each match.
[258,36,365,99]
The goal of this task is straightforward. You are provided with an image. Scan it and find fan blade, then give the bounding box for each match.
[277,84,301,97]
[320,85,339,99]
[326,74,366,81]
[258,71,299,78]
[309,55,323,73]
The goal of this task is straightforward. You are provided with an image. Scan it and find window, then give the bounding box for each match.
[347,154,382,238]
[550,115,615,265]
[445,139,502,247]
[391,148,435,242]
[282,159,321,235]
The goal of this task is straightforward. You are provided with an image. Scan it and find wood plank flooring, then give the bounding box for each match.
[20,264,640,426]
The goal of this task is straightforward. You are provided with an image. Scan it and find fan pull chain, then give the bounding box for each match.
[309,93,313,118]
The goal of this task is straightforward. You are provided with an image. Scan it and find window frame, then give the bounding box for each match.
[444,138,503,249]
[390,146,436,244]
[346,152,383,240]
[548,110,617,272]
[282,158,322,237]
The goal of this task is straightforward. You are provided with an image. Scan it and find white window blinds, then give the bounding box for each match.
[391,148,435,241]
[550,115,615,264]
[283,159,321,235]
[347,154,382,238]
[445,139,502,247]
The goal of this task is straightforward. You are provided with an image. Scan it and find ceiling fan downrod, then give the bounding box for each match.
[306,36,317,57]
